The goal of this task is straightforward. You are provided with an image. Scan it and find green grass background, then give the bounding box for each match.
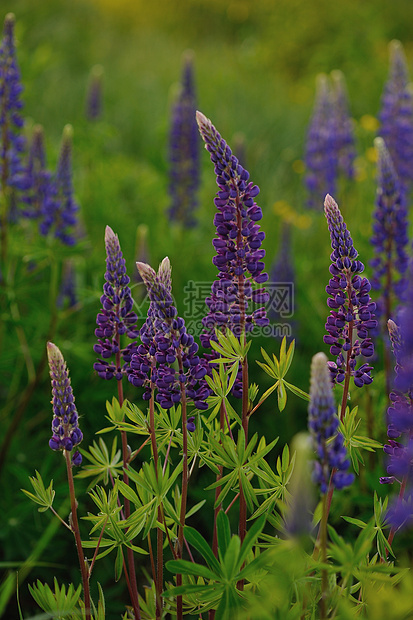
[2,0,413,617]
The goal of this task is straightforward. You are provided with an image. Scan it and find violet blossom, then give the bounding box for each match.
[308,352,354,493]
[378,40,413,198]
[128,258,209,411]
[370,137,409,328]
[94,226,139,381]
[47,342,82,467]
[323,194,377,387]
[196,111,269,349]
[0,13,30,212]
[168,52,200,227]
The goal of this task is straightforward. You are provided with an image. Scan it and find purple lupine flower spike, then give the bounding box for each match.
[331,70,356,180]
[304,74,335,209]
[323,194,377,387]
[47,342,83,466]
[378,40,413,197]
[168,51,200,227]
[196,111,269,349]
[53,125,79,245]
[128,257,209,410]
[85,64,103,121]
[94,226,139,381]
[21,125,53,222]
[370,138,409,329]
[0,13,30,209]
[308,352,354,493]
[380,295,413,530]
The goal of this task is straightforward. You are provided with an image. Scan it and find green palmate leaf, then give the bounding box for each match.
[184,526,223,576]
[28,578,81,619]
[340,406,382,474]
[77,437,123,487]
[216,510,231,560]
[114,545,124,582]
[277,380,287,411]
[167,558,217,581]
[21,471,55,513]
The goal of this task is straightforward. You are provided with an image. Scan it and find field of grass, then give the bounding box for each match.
[2,0,413,617]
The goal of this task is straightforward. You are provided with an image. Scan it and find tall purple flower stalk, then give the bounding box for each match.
[94,225,139,381]
[196,111,269,350]
[128,257,209,411]
[304,73,355,209]
[40,125,79,246]
[370,138,409,330]
[47,342,82,467]
[168,52,200,227]
[380,314,413,533]
[378,40,413,198]
[323,194,377,392]
[308,352,354,493]
[20,125,54,223]
[0,13,30,256]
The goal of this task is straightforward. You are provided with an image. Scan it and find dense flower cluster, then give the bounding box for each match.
[308,352,354,493]
[304,72,355,209]
[378,40,413,197]
[94,226,139,380]
[323,194,377,386]
[168,52,200,227]
[47,342,82,466]
[0,13,29,199]
[380,315,413,530]
[370,138,409,327]
[196,111,269,349]
[128,258,209,410]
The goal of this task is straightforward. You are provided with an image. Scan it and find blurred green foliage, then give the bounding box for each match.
[2,0,413,617]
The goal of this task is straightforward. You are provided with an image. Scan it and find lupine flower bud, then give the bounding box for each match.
[47,342,82,466]
[196,111,269,349]
[370,138,409,330]
[284,433,315,540]
[378,40,413,196]
[168,52,200,227]
[0,13,30,205]
[323,194,377,387]
[308,352,354,493]
[94,226,139,380]
[128,258,210,410]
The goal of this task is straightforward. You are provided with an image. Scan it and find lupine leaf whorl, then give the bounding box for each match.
[323,195,377,387]
[93,226,139,381]
[128,258,209,410]
[47,342,82,466]
[308,352,354,493]
[196,111,269,350]
[370,138,409,327]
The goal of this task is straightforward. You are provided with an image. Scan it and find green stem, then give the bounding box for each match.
[319,493,328,620]
[177,352,188,620]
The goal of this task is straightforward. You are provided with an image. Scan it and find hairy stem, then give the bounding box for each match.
[64,450,91,620]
